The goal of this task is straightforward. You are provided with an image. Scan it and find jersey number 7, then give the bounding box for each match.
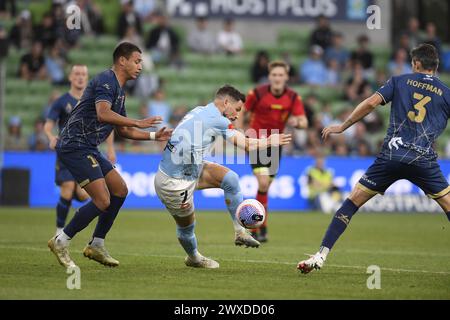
[408,92,431,123]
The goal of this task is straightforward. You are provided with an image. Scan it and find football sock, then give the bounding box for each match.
[256,191,268,228]
[176,222,199,259]
[63,201,105,238]
[221,171,245,232]
[321,198,359,250]
[318,246,330,259]
[90,237,104,247]
[446,211,450,221]
[92,195,126,239]
[55,231,72,246]
[56,197,71,228]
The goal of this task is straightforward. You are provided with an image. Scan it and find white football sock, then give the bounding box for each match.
[233,220,245,233]
[56,231,71,246]
[90,237,105,247]
[319,246,330,259]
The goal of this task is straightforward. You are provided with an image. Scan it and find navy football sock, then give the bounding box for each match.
[446,212,450,221]
[321,199,359,250]
[92,195,126,240]
[56,197,72,228]
[63,201,105,238]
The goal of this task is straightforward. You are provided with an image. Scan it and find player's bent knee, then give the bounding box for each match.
[93,195,111,211]
[221,171,241,194]
[114,184,128,198]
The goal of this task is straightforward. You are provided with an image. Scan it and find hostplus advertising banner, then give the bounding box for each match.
[167,0,373,21]
[3,152,449,212]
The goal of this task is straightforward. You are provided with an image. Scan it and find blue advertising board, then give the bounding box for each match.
[3,152,450,212]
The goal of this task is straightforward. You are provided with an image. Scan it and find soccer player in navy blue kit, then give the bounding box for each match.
[44,64,116,237]
[48,42,172,268]
[298,44,450,274]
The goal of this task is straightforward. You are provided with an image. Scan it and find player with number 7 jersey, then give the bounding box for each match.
[298,44,450,274]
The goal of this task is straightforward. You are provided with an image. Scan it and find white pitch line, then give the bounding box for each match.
[1,244,450,276]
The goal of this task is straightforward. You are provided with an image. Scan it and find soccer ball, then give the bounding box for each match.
[235,199,266,229]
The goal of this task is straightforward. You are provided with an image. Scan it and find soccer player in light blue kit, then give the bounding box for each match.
[155,85,292,268]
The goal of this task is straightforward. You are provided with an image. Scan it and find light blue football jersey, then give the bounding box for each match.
[159,102,236,180]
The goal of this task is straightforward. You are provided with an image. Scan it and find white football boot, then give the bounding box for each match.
[184,255,219,269]
[234,229,260,248]
[297,252,326,274]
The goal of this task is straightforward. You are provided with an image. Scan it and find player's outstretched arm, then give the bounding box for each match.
[115,126,173,141]
[229,130,291,152]
[96,101,163,128]
[43,120,58,150]
[322,93,383,141]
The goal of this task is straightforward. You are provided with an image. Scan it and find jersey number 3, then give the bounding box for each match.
[408,92,431,123]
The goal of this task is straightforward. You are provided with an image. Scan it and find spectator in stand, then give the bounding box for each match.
[117,0,143,39]
[250,50,270,84]
[134,0,156,22]
[217,18,243,55]
[345,61,372,103]
[325,58,340,87]
[348,122,372,156]
[4,116,27,151]
[120,25,145,49]
[300,45,327,86]
[423,22,442,58]
[51,3,67,42]
[281,51,299,84]
[350,34,374,76]
[146,12,181,67]
[34,12,56,49]
[78,0,105,35]
[392,33,412,62]
[29,118,50,151]
[19,41,47,81]
[405,17,423,49]
[187,16,216,55]
[9,9,33,50]
[45,40,68,85]
[388,48,412,77]
[143,88,171,129]
[0,0,17,19]
[310,15,333,51]
[324,32,349,71]
[362,109,384,135]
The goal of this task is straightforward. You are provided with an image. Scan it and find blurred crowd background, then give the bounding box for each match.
[1,0,450,158]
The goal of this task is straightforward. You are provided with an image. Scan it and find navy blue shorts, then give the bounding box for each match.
[358,157,450,199]
[55,157,75,186]
[56,147,114,188]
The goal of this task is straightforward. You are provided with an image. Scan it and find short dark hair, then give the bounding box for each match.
[215,85,245,103]
[410,43,439,71]
[113,42,142,63]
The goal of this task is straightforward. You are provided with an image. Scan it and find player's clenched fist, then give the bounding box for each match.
[135,116,163,128]
[268,133,292,147]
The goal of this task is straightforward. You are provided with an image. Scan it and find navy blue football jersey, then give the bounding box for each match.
[376,72,450,164]
[57,69,126,149]
[47,92,78,133]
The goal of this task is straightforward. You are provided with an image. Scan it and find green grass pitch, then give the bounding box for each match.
[0,207,449,299]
